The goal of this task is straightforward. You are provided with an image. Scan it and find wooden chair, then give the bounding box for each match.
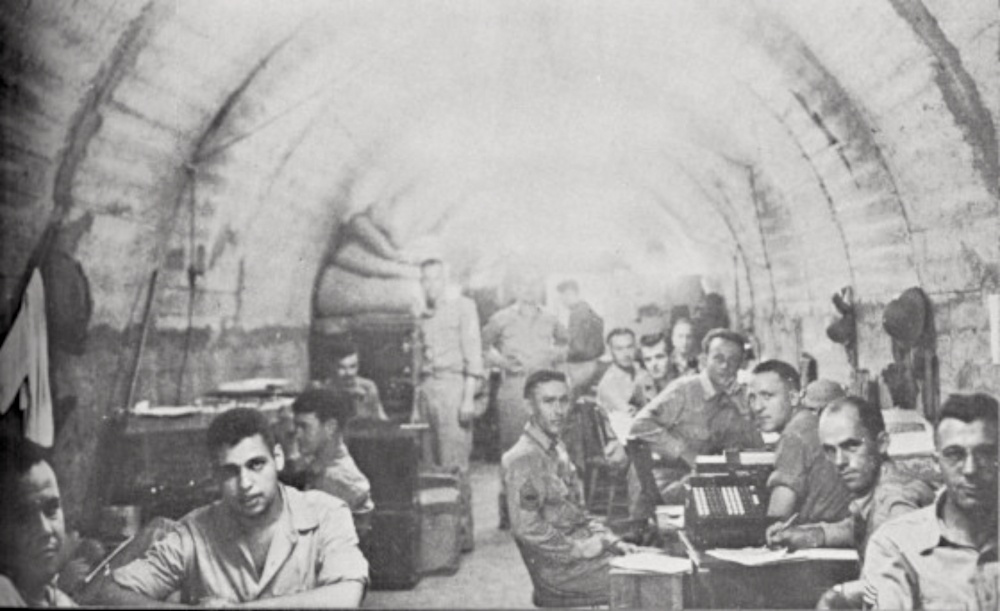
[513,538,609,608]
[576,399,629,519]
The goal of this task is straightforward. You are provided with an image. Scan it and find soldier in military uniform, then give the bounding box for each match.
[502,370,641,601]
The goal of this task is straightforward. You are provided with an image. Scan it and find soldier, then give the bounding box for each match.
[415,258,484,551]
[502,370,641,602]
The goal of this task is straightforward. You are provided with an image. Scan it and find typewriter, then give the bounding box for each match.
[684,451,775,549]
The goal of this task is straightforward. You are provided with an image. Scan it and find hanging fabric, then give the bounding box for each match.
[0,268,54,447]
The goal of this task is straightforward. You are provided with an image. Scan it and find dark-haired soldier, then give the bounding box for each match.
[862,393,998,610]
[326,340,388,422]
[291,388,374,525]
[502,370,642,602]
[629,328,764,505]
[752,360,850,526]
[99,408,368,607]
[0,440,75,607]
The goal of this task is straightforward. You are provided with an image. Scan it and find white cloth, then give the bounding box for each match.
[0,269,53,446]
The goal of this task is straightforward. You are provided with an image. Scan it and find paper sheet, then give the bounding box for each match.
[706,547,858,566]
[610,552,693,574]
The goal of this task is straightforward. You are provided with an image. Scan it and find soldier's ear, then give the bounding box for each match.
[272,443,286,472]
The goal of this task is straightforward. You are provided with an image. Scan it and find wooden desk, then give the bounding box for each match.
[610,530,859,610]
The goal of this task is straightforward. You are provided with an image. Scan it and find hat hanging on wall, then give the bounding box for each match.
[882,287,930,348]
[826,287,856,346]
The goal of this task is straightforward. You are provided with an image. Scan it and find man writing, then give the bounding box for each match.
[629,328,764,505]
[291,388,374,535]
[768,396,936,608]
[99,408,368,607]
[502,370,642,602]
[752,360,850,526]
[416,258,483,550]
[862,393,997,609]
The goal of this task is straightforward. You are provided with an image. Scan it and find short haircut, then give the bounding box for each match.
[0,438,53,570]
[556,279,579,293]
[329,338,359,363]
[524,369,568,399]
[206,408,276,456]
[420,258,445,271]
[291,387,357,424]
[606,327,635,345]
[752,359,801,391]
[701,328,747,355]
[640,332,667,349]
[936,393,998,430]
[824,396,886,440]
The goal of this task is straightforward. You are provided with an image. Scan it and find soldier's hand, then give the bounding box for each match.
[766,525,824,550]
[458,399,476,426]
[613,541,641,555]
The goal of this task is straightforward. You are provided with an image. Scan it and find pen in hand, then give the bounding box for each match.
[765,512,799,548]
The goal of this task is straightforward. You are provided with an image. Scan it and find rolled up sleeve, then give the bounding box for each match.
[111,522,191,600]
[767,433,808,499]
[628,390,691,464]
[315,501,369,586]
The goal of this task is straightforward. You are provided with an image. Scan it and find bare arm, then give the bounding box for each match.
[241,581,365,609]
[97,579,187,608]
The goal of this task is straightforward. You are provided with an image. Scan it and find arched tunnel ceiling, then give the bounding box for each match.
[8,0,999,332]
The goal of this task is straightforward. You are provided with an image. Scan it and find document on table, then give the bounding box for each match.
[610,552,693,574]
[706,547,858,567]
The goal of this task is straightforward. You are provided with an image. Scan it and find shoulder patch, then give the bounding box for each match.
[519,479,543,512]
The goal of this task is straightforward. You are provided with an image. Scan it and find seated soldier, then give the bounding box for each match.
[629,329,764,509]
[596,328,654,448]
[752,360,851,526]
[862,393,998,610]
[768,396,936,609]
[291,388,375,536]
[327,340,388,422]
[502,370,643,602]
[0,439,76,607]
[99,408,368,607]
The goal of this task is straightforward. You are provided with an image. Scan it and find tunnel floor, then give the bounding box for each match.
[365,461,535,609]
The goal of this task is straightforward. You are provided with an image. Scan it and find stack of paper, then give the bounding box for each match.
[706,547,859,567]
[610,552,693,575]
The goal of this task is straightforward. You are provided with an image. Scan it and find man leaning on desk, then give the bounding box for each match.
[97,408,369,608]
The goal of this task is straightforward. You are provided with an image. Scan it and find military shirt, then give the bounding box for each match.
[862,492,998,610]
[596,365,655,442]
[628,371,763,466]
[112,486,368,604]
[818,460,937,560]
[483,303,568,375]
[768,408,851,524]
[306,438,375,515]
[502,422,620,563]
[0,575,75,607]
[333,376,387,421]
[420,294,484,379]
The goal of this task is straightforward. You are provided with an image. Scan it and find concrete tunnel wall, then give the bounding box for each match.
[1,0,997,527]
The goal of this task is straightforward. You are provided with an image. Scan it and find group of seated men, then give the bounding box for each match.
[502,325,997,609]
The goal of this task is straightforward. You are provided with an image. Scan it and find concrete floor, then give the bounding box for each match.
[365,461,536,609]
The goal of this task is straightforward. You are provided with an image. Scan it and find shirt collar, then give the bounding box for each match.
[699,370,740,400]
[281,484,320,534]
[524,421,559,454]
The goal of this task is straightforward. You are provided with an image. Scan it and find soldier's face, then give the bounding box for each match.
[671,321,694,358]
[420,264,447,305]
[213,435,284,521]
[936,417,998,515]
[608,333,636,369]
[750,371,797,433]
[9,461,66,585]
[641,341,669,381]
[530,381,571,437]
[704,338,743,390]
[334,353,359,384]
[819,405,885,495]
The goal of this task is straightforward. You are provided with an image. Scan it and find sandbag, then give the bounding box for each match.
[315,265,423,317]
[333,241,420,280]
[346,214,408,262]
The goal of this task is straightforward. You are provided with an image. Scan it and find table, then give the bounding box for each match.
[610,528,860,609]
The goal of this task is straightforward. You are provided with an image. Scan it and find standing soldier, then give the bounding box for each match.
[415,258,484,552]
